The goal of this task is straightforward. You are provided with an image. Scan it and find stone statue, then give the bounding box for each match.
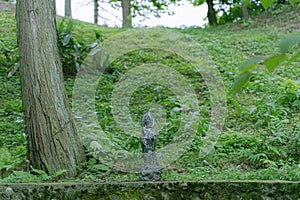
[140,111,162,181]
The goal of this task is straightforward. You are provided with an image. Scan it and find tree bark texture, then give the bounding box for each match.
[206,0,217,26]
[94,0,99,25]
[65,0,72,17]
[16,0,85,177]
[242,3,249,20]
[122,0,132,28]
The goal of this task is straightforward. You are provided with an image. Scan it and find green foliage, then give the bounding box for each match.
[0,40,18,72]
[78,158,114,181]
[261,0,276,9]
[0,168,68,183]
[0,67,25,148]
[0,146,25,178]
[95,49,209,152]
[0,7,299,182]
[231,33,300,94]
[218,0,264,25]
[110,0,177,19]
[279,34,300,53]
[289,0,299,5]
[57,18,100,77]
[0,10,18,75]
[260,0,299,9]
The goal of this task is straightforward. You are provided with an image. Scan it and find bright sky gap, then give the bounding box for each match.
[55,0,208,27]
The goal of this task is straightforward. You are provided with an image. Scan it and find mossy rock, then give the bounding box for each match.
[0,180,299,199]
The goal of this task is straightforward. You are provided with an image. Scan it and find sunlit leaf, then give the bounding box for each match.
[286,51,300,66]
[264,54,287,73]
[231,71,252,94]
[242,0,251,5]
[52,169,68,178]
[293,100,300,107]
[239,57,264,73]
[261,0,275,9]
[279,34,300,53]
[289,0,298,5]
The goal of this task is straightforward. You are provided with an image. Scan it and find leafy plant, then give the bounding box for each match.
[0,39,18,75]
[57,18,100,77]
[0,6,299,182]
[231,33,300,94]
[0,146,25,178]
[0,167,68,183]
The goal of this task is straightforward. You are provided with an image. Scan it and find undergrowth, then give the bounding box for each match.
[0,5,299,182]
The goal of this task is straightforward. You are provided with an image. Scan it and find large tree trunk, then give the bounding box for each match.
[16,0,85,177]
[65,0,72,17]
[94,0,99,25]
[206,0,217,26]
[121,0,132,28]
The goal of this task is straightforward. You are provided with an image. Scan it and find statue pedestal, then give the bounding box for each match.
[140,152,162,181]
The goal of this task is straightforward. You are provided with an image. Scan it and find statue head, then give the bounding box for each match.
[141,111,156,129]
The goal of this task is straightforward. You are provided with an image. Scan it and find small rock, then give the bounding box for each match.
[5,187,13,195]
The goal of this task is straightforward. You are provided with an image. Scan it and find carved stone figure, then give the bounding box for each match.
[141,111,156,153]
[140,111,162,181]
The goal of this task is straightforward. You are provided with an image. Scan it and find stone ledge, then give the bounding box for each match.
[0,180,299,199]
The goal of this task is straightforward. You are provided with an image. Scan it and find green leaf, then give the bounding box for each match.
[242,0,251,5]
[31,167,47,176]
[260,0,275,9]
[0,40,10,52]
[66,19,74,32]
[292,100,300,107]
[191,0,205,6]
[231,71,252,94]
[279,34,300,53]
[286,51,300,66]
[52,169,68,178]
[62,33,72,46]
[264,54,287,73]
[57,18,65,33]
[289,0,298,5]
[231,98,242,114]
[239,57,264,73]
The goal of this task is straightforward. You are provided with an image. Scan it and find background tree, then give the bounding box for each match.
[241,0,249,20]
[65,0,72,17]
[94,0,99,24]
[190,0,218,26]
[218,0,263,24]
[206,0,217,25]
[121,0,132,28]
[110,0,178,28]
[16,0,85,177]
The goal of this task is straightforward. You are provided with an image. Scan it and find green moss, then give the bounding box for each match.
[0,181,299,199]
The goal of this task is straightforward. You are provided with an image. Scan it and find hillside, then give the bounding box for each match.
[0,2,299,182]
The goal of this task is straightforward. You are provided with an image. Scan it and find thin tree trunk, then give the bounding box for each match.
[242,3,249,20]
[122,0,132,28]
[206,0,217,26]
[94,0,99,25]
[16,0,85,177]
[65,0,72,17]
